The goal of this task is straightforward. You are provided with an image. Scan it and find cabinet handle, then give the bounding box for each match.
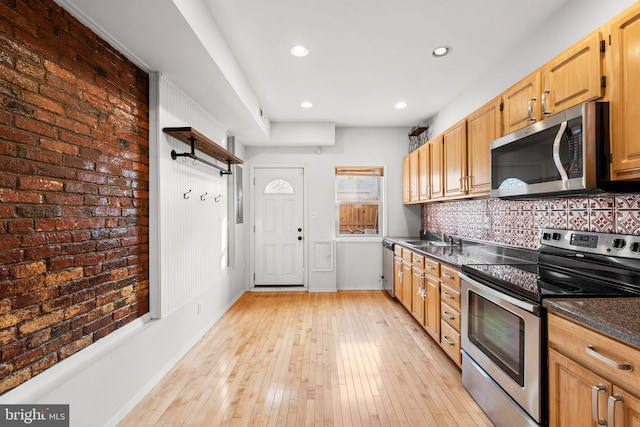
[585,345,633,371]
[425,264,435,270]
[442,291,454,300]
[399,271,403,283]
[442,272,454,280]
[591,384,607,425]
[542,90,551,115]
[527,97,537,122]
[442,311,455,320]
[442,335,455,346]
[608,394,624,427]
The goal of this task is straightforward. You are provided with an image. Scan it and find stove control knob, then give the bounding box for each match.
[631,242,640,253]
[612,238,626,249]
[542,232,551,241]
[552,232,562,240]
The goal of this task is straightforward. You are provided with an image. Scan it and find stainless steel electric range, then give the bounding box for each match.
[459,228,640,427]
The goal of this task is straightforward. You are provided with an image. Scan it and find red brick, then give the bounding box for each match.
[18,311,64,336]
[10,261,46,279]
[63,300,94,320]
[14,115,57,138]
[31,353,57,376]
[13,287,58,309]
[44,267,82,286]
[18,176,63,191]
[44,193,83,205]
[62,154,94,171]
[22,92,64,115]
[24,244,60,260]
[34,219,56,231]
[0,327,17,346]
[0,248,24,264]
[48,255,73,270]
[21,232,46,246]
[39,139,77,156]
[0,63,39,93]
[0,306,40,329]
[7,219,34,233]
[0,124,39,145]
[15,58,45,80]
[0,368,31,394]
[0,188,42,204]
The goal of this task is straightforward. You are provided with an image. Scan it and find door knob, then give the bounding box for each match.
[298,236,302,241]
[298,228,302,232]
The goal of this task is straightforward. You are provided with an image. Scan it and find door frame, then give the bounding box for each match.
[250,164,309,290]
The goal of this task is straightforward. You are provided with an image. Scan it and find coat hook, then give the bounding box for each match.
[214,194,222,202]
[183,189,191,199]
[200,192,208,201]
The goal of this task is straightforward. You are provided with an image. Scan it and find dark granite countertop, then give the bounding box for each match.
[543,298,640,349]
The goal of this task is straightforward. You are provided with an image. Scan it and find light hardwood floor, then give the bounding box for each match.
[119,291,493,427]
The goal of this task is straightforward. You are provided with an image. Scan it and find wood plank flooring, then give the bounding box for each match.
[119,291,493,427]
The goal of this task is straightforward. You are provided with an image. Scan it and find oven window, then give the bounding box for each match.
[468,291,525,386]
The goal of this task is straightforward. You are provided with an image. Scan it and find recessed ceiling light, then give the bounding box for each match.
[301,101,313,108]
[432,46,451,57]
[290,45,309,57]
[395,102,407,109]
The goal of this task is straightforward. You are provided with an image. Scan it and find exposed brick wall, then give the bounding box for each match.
[0,0,149,393]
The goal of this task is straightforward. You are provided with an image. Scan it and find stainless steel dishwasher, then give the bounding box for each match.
[382,239,395,298]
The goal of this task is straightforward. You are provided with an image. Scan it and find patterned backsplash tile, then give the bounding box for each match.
[422,193,640,249]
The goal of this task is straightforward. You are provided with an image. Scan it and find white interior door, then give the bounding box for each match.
[254,168,304,286]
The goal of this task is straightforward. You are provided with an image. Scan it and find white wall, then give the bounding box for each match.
[245,126,421,291]
[0,75,247,427]
[429,0,638,135]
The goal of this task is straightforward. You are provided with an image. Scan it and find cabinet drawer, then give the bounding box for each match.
[423,257,440,277]
[440,265,460,289]
[440,283,461,311]
[441,320,462,366]
[402,248,413,262]
[394,245,403,256]
[411,253,424,269]
[548,313,640,395]
[441,301,460,331]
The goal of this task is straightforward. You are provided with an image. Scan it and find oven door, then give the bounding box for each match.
[460,272,541,423]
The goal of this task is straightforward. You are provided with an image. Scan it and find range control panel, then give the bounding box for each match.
[540,228,640,259]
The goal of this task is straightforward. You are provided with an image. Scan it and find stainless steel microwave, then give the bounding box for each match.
[490,102,633,198]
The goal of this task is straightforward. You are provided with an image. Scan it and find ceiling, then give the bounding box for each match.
[57,0,575,142]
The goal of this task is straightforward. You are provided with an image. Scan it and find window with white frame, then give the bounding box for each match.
[335,166,383,236]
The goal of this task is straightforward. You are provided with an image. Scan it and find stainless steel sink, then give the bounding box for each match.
[404,240,452,247]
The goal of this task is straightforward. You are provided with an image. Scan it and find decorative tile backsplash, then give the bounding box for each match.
[422,193,640,249]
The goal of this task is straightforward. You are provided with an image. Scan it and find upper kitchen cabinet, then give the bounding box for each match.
[466,96,503,197]
[443,120,468,199]
[409,149,419,203]
[540,31,604,117]
[609,2,640,180]
[402,154,411,204]
[429,135,445,201]
[418,143,430,201]
[502,71,541,134]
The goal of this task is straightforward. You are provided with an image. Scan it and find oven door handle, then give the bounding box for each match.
[459,272,539,314]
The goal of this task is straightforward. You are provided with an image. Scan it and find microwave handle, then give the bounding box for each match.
[552,121,569,183]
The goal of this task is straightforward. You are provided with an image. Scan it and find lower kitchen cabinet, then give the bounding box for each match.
[394,244,462,368]
[548,313,640,426]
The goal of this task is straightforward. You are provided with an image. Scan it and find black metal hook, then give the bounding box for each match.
[183,189,191,199]
[214,194,222,202]
[201,192,208,201]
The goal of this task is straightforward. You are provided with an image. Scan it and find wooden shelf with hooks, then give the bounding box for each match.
[163,127,243,175]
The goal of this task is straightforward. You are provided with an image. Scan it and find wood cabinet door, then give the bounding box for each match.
[394,256,403,301]
[548,348,611,427]
[409,149,419,203]
[541,31,603,117]
[610,3,640,180]
[411,267,425,325]
[418,143,430,201]
[424,277,440,342]
[467,96,501,197]
[443,120,467,199]
[502,71,541,134]
[402,155,410,204]
[429,135,444,200]
[611,385,640,427]
[401,262,412,311]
